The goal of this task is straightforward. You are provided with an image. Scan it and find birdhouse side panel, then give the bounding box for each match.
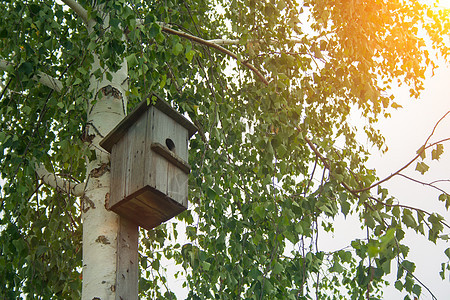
[168,114,189,162]
[125,114,147,197]
[166,115,189,207]
[109,134,128,208]
[167,163,189,207]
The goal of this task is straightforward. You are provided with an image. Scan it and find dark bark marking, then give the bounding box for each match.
[104,192,110,210]
[95,235,110,245]
[82,195,96,213]
[90,163,110,178]
[100,85,123,100]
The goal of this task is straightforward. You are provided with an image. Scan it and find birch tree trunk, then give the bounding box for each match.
[81,52,128,300]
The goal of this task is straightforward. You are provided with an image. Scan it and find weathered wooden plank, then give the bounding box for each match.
[152,107,173,148]
[149,108,169,194]
[166,116,189,207]
[114,204,164,229]
[136,189,184,216]
[168,115,189,162]
[151,95,197,138]
[128,113,147,195]
[168,164,189,207]
[135,189,186,229]
[115,216,138,300]
[150,143,190,174]
[144,108,155,190]
[110,187,186,230]
[100,100,148,152]
[109,135,127,208]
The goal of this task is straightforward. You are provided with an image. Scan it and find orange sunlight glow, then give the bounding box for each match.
[437,0,450,8]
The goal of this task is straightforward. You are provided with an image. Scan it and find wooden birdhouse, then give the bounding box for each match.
[100,97,197,230]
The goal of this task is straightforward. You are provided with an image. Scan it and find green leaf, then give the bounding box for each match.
[172,43,183,56]
[402,260,415,273]
[380,228,395,245]
[255,205,265,218]
[73,77,82,85]
[368,245,379,257]
[415,162,429,175]
[445,248,450,259]
[412,284,421,297]
[394,280,403,291]
[331,261,344,273]
[148,22,161,38]
[272,261,284,275]
[185,50,195,62]
[201,261,211,271]
[402,210,417,229]
[126,53,138,67]
[18,61,33,75]
[206,187,217,199]
[438,193,450,209]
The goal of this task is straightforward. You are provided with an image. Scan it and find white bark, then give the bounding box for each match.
[81,53,128,300]
[61,0,94,27]
[205,38,303,45]
[205,39,240,45]
[35,164,85,197]
[0,59,63,92]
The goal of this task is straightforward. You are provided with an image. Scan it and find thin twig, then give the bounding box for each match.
[369,196,450,230]
[353,110,450,193]
[353,137,450,193]
[397,173,449,196]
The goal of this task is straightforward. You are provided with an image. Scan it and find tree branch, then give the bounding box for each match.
[302,134,356,195]
[156,23,269,86]
[353,137,450,193]
[61,0,92,26]
[397,173,449,196]
[348,111,450,193]
[205,38,303,46]
[299,127,450,232]
[369,195,450,230]
[0,59,63,93]
[35,164,85,197]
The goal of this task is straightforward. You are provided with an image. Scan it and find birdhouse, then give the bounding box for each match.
[100,97,197,230]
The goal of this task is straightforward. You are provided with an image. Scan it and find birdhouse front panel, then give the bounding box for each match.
[145,106,189,207]
[101,98,197,230]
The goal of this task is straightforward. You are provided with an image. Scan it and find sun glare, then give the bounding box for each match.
[437,0,450,8]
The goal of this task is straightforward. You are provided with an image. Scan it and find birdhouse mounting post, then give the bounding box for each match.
[100,97,197,299]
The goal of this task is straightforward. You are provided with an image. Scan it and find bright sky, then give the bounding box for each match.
[369,64,450,299]
[320,62,450,299]
[439,0,450,8]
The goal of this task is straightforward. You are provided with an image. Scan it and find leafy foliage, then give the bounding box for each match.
[1,0,450,299]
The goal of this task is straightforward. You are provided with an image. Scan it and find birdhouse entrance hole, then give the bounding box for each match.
[166,138,175,151]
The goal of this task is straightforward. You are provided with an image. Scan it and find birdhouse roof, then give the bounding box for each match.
[100,95,197,153]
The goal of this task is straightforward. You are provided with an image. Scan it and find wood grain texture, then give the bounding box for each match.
[127,114,147,196]
[115,217,138,300]
[109,134,127,208]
